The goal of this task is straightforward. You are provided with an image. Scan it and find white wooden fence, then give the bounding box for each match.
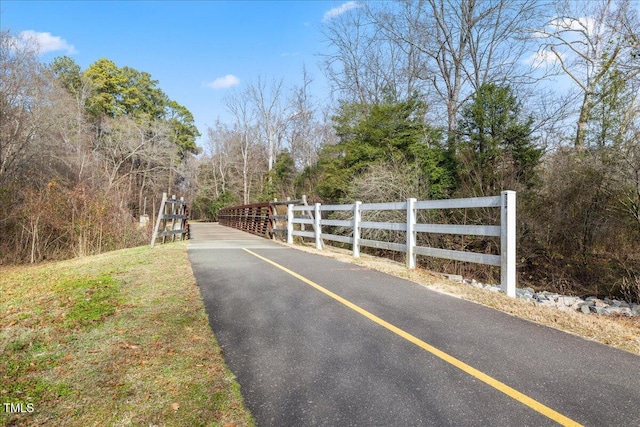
[287,191,516,297]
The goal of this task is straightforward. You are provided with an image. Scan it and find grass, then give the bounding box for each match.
[0,242,254,427]
[289,241,640,356]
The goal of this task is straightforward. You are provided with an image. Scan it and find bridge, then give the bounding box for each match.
[187,222,639,426]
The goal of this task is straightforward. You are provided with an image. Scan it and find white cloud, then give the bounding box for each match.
[207,74,240,90]
[19,30,77,54]
[322,1,360,23]
[549,16,596,34]
[524,49,562,68]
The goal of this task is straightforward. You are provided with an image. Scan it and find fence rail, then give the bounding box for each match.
[285,191,517,297]
[219,191,517,297]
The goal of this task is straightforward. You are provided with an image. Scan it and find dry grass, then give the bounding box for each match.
[288,241,640,356]
[1,242,253,427]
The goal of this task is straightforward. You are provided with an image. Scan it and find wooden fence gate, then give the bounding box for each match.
[151,193,189,247]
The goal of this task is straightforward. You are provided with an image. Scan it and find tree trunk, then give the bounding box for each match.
[575,91,591,150]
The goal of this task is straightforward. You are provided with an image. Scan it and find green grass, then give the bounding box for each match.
[0,243,254,426]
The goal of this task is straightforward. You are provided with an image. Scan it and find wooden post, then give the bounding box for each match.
[179,197,185,241]
[151,192,167,248]
[170,194,177,242]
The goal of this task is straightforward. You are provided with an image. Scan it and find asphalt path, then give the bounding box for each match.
[188,223,640,426]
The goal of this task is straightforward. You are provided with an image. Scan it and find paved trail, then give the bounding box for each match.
[188,223,640,427]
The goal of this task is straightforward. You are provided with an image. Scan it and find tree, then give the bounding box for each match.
[534,0,640,149]
[84,58,129,118]
[224,87,262,204]
[457,83,542,195]
[321,1,546,146]
[50,55,83,95]
[82,58,200,154]
[248,76,289,173]
[320,2,425,104]
[286,66,329,170]
[318,96,449,201]
[165,100,201,157]
[0,30,55,186]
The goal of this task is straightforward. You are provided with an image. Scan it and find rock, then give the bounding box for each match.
[557,296,581,306]
[456,276,640,317]
[620,307,632,316]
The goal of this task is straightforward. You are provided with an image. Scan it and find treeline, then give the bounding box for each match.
[0,30,199,263]
[192,0,639,301]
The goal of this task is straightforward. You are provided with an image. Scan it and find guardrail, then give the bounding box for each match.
[286,191,516,297]
[218,199,306,238]
[218,202,274,237]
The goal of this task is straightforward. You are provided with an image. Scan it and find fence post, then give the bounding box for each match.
[150,192,167,248]
[501,190,516,297]
[178,197,185,241]
[287,202,294,244]
[314,203,322,250]
[353,201,361,258]
[406,198,417,269]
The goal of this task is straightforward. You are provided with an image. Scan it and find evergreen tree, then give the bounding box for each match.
[317,95,451,202]
[456,83,542,195]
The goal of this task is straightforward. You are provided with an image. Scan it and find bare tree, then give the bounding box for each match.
[320,2,426,104]
[248,76,289,173]
[0,30,60,186]
[378,0,546,144]
[224,87,260,204]
[286,66,334,170]
[534,0,640,149]
[205,120,233,198]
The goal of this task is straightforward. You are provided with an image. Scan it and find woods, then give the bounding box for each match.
[0,30,199,263]
[2,0,639,302]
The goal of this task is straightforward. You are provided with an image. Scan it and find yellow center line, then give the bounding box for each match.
[243,248,583,427]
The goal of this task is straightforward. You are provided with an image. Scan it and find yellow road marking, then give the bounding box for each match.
[243,248,583,427]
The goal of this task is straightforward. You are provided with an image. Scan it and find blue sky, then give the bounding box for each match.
[1,1,357,144]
